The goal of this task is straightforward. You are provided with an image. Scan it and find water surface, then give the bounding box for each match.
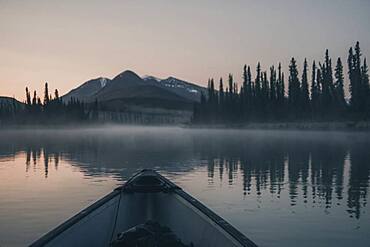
[0,127,369,246]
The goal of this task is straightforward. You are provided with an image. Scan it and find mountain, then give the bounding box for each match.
[61,70,206,123]
[143,76,207,102]
[63,70,206,107]
[63,77,110,102]
[0,96,25,109]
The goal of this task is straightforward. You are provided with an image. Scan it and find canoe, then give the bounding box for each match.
[30,169,258,247]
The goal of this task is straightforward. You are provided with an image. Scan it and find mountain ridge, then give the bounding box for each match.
[62,70,207,106]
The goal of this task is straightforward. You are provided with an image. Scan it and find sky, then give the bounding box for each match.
[1,0,370,100]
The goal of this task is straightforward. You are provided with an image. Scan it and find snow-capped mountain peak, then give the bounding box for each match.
[142,75,162,82]
[99,77,108,88]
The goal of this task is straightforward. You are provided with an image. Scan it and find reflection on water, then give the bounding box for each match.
[0,127,369,246]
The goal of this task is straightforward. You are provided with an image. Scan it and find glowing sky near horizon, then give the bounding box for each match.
[1,0,370,100]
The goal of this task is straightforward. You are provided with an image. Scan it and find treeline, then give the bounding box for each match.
[0,83,89,125]
[193,42,370,123]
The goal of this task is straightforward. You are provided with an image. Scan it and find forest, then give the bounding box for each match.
[0,83,92,125]
[193,42,370,123]
[1,42,369,126]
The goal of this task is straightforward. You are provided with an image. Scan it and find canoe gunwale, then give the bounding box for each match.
[29,169,258,247]
[29,188,121,247]
[156,173,258,247]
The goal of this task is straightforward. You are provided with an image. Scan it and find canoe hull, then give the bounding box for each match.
[30,170,258,247]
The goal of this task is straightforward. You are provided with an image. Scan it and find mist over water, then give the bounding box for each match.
[0,126,369,246]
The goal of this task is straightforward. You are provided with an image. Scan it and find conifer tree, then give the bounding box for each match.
[348,47,356,109]
[270,66,276,102]
[334,57,345,110]
[255,62,262,102]
[277,63,284,103]
[219,77,224,106]
[32,91,37,105]
[262,71,269,104]
[25,87,31,105]
[54,89,59,101]
[301,58,310,115]
[44,82,50,105]
[247,66,253,100]
[361,57,370,116]
[243,65,248,98]
[228,74,234,118]
[281,72,285,101]
[288,57,300,117]
[321,50,334,113]
[311,61,319,117]
[348,42,364,114]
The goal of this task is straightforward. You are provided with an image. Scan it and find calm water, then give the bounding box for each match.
[0,127,369,247]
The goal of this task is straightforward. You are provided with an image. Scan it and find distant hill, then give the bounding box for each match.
[60,70,209,123]
[62,77,111,103]
[0,96,24,110]
[63,70,207,104]
[143,76,206,102]
[62,70,207,112]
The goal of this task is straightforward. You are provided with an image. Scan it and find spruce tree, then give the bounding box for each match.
[32,91,37,106]
[277,63,283,103]
[354,42,363,112]
[348,47,357,110]
[242,65,248,117]
[247,66,253,100]
[54,89,59,101]
[44,82,50,105]
[219,77,224,105]
[301,58,310,116]
[323,50,334,112]
[281,72,285,101]
[25,87,31,106]
[255,62,261,102]
[288,57,300,118]
[311,61,319,118]
[361,57,370,117]
[334,57,346,112]
[262,71,269,104]
[228,74,233,95]
[348,42,364,115]
[270,66,276,102]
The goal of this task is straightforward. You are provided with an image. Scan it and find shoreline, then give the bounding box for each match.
[186,121,370,131]
[1,121,370,132]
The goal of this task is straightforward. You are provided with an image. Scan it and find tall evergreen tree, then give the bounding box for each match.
[219,77,224,105]
[311,61,319,117]
[255,62,262,101]
[301,58,310,115]
[242,65,248,115]
[361,57,370,115]
[44,82,50,105]
[54,89,59,101]
[269,66,276,102]
[32,91,37,106]
[247,66,253,99]
[334,57,346,110]
[281,72,285,101]
[276,63,284,103]
[288,57,300,117]
[348,47,356,109]
[228,74,234,119]
[25,87,31,105]
[348,42,365,115]
[321,50,334,113]
[261,71,269,104]
[228,74,233,95]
